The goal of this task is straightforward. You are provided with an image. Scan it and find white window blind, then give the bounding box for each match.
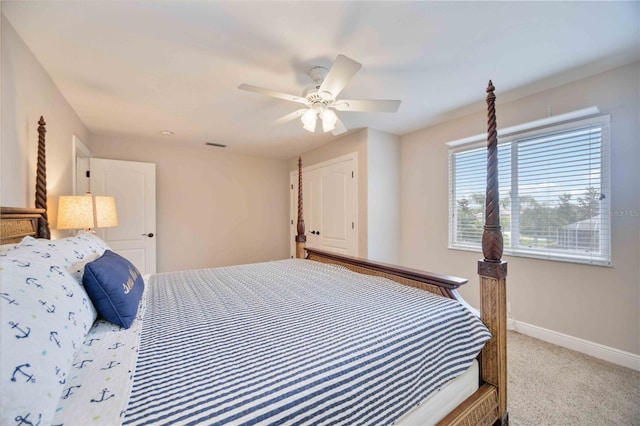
[449,115,610,266]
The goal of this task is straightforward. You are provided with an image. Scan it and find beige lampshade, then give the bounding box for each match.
[57,194,119,230]
[94,196,118,228]
[57,195,95,229]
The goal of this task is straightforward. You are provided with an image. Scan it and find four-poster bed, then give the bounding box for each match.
[1,82,507,425]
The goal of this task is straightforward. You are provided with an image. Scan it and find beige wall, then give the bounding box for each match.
[1,16,91,235]
[367,129,400,263]
[91,137,290,272]
[400,63,640,355]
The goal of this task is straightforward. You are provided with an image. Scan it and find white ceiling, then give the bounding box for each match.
[3,1,638,159]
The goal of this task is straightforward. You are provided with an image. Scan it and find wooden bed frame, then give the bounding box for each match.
[0,83,507,425]
[297,81,508,426]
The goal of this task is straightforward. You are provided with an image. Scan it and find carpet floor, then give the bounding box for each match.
[508,331,640,425]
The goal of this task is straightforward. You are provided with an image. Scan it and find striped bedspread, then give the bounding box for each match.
[124,259,490,425]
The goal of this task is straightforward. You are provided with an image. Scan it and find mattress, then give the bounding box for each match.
[396,360,479,426]
[54,259,490,425]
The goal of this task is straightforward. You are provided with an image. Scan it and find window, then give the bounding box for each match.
[449,115,610,265]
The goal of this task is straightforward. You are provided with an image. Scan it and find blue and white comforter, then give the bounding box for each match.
[123,259,490,426]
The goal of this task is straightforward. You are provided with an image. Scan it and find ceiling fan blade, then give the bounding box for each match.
[333,99,401,113]
[272,109,307,125]
[238,83,307,104]
[318,54,362,99]
[331,114,348,136]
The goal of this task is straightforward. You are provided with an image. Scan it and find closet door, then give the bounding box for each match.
[316,159,354,254]
[290,153,357,256]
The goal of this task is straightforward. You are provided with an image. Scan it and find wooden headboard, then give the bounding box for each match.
[0,207,47,244]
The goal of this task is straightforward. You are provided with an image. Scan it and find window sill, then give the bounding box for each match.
[448,245,611,267]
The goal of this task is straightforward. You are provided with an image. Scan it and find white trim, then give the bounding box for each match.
[301,152,356,172]
[72,135,91,195]
[513,320,640,371]
[445,106,600,148]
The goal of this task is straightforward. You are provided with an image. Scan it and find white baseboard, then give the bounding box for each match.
[513,320,640,371]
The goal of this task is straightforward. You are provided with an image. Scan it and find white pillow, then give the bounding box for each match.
[0,243,18,254]
[19,231,110,268]
[20,232,111,288]
[0,243,98,425]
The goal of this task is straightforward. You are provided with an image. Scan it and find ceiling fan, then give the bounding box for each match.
[238,54,401,136]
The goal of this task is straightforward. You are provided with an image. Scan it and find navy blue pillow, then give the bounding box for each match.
[83,250,144,329]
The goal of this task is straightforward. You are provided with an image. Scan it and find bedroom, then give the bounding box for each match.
[1,1,638,424]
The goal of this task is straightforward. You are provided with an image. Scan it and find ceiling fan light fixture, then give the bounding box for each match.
[301,108,317,132]
[320,108,338,133]
[322,120,335,133]
[239,54,401,136]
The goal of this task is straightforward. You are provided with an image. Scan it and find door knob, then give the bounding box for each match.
[142,233,154,238]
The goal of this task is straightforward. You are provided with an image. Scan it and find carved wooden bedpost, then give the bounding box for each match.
[35,116,51,239]
[478,81,508,425]
[295,157,306,258]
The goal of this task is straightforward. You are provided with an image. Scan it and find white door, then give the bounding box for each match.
[317,159,355,254]
[290,153,357,256]
[90,158,157,275]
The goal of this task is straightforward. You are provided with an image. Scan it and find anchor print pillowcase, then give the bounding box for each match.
[0,242,97,426]
[19,232,111,284]
[0,243,18,254]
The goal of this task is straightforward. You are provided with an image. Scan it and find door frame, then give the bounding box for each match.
[72,135,91,195]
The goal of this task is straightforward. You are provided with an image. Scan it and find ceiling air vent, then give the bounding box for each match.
[205,142,227,148]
